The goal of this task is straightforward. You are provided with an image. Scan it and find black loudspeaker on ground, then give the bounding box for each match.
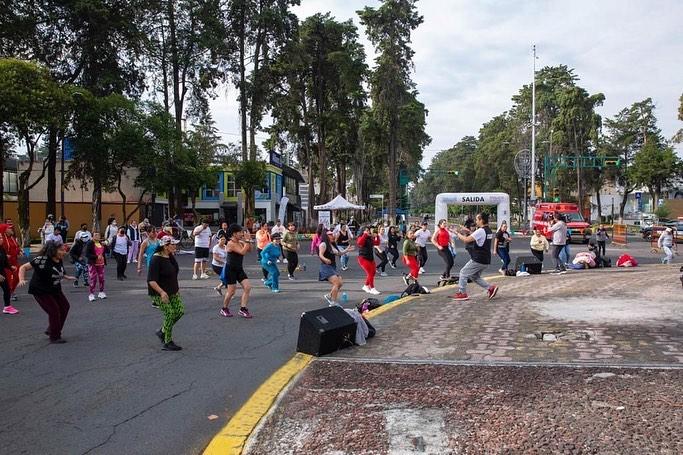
[515,255,543,274]
[296,306,357,356]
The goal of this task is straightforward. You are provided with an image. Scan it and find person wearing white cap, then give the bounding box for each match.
[147,235,184,351]
[658,227,676,264]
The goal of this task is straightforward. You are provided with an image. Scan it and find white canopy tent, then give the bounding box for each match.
[313,194,365,211]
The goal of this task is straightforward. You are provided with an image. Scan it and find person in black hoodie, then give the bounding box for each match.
[69,232,90,288]
[387,226,401,269]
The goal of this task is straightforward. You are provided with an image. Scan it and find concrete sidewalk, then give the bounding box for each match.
[244,265,683,454]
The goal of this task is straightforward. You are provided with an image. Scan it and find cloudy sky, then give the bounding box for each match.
[209,0,683,165]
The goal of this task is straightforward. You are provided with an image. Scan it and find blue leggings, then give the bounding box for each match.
[497,247,511,270]
[262,262,280,291]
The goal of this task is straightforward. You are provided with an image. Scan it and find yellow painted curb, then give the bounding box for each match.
[203,352,312,455]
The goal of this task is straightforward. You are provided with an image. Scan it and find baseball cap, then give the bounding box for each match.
[159,236,180,246]
[271,232,282,240]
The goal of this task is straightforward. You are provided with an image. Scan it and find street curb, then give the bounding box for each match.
[201,287,438,454]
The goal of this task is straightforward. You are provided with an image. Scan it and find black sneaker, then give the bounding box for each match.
[402,274,410,286]
[156,330,165,343]
[50,338,67,344]
[151,301,160,309]
[162,341,182,351]
[73,280,79,288]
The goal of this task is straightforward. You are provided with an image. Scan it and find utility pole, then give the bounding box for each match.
[530,44,537,227]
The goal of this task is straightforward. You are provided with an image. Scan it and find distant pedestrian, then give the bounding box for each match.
[493,221,512,275]
[192,218,212,280]
[402,228,420,285]
[387,226,401,269]
[255,224,271,281]
[38,215,55,245]
[548,212,568,273]
[261,233,282,293]
[55,216,70,243]
[147,236,184,351]
[451,212,499,301]
[334,223,353,271]
[658,227,676,264]
[530,228,549,264]
[111,227,132,280]
[0,235,18,315]
[104,218,118,258]
[432,219,455,279]
[211,235,228,295]
[18,240,76,343]
[375,226,389,277]
[414,222,431,274]
[46,226,63,244]
[137,227,160,271]
[282,222,300,280]
[310,224,324,256]
[127,220,141,264]
[0,223,20,302]
[216,221,229,241]
[596,224,609,257]
[220,224,253,319]
[69,232,90,288]
[85,232,107,302]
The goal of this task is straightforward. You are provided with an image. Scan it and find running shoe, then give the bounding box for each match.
[200,273,210,280]
[288,275,296,281]
[402,274,410,286]
[380,272,388,277]
[272,289,280,293]
[369,288,381,295]
[283,258,288,264]
[219,307,233,318]
[156,330,165,342]
[151,300,160,309]
[88,294,96,302]
[73,280,79,288]
[261,278,266,282]
[362,285,372,293]
[389,262,396,269]
[487,285,499,300]
[238,307,253,319]
[192,274,198,280]
[162,341,182,351]
[451,292,469,301]
[419,267,425,274]
[3,305,19,315]
[214,285,223,296]
[323,294,335,306]
[98,292,107,299]
[341,266,348,271]
[11,294,17,301]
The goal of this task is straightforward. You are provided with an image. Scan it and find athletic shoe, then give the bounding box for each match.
[487,285,499,300]
[11,294,17,301]
[162,341,182,351]
[362,285,372,293]
[73,280,79,287]
[341,266,348,271]
[558,270,568,275]
[272,289,280,293]
[200,273,210,280]
[192,274,198,280]
[151,300,160,309]
[419,267,425,274]
[127,260,131,264]
[276,259,281,263]
[288,275,296,281]
[88,294,96,302]
[214,286,223,296]
[439,275,447,280]
[3,305,19,315]
[451,292,469,301]
[323,294,335,306]
[238,307,253,319]
[97,291,107,299]
[402,274,410,286]
[380,272,388,277]
[499,269,506,276]
[283,258,288,264]
[369,288,381,295]
[261,278,266,282]
[50,338,67,344]
[133,259,138,263]
[219,308,233,318]
[389,262,396,269]
[156,330,165,342]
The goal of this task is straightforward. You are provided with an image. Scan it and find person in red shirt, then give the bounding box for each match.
[0,223,21,300]
[356,226,380,295]
[431,219,455,279]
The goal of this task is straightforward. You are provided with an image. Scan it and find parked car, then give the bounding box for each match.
[642,224,683,243]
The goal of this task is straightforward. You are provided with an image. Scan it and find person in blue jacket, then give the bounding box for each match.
[261,233,282,293]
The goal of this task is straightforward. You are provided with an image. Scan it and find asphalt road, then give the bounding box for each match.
[0,238,665,454]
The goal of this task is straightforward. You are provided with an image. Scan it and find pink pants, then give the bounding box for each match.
[128,240,140,262]
[88,264,105,293]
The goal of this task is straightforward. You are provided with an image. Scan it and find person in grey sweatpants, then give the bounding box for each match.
[451,212,499,301]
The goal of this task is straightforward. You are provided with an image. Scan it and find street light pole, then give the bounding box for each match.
[60,132,65,217]
[530,44,537,224]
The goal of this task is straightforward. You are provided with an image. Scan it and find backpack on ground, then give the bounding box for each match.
[356,297,382,314]
[437,276,459,287]
[401,282,430,298]
[504,268,517,276]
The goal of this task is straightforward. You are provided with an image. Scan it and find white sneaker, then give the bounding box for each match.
[342,266,348,271]
[88,293,96,302]
[126,260,131,264]
[276,259,281,263]
[200,273,210,280]
[133,259,138,263]
[97,291,107,299]
[389,263,396,269]
[362,285,371,293]
[288,275,296,281]
[369,288,381,295]
[380,272,388,277]
[283,258,288,264]
[419,267,425,274]
[192,274,198,280]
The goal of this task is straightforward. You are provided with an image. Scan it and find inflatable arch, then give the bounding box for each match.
[434,192,510,228]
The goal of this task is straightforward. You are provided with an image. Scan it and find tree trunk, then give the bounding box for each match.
[619,192,628,220]
[92,184,102,233]
[47,128,58,218]
[318,127,327,204]
[307,157,315,229]
[387,129,398,221]
[595,186,602,223]
[248,27,264,161]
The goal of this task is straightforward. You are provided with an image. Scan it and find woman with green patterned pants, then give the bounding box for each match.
[147,236,184,351]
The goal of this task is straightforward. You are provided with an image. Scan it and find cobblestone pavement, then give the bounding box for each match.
[246,265,683,454]
[332,265,683,365]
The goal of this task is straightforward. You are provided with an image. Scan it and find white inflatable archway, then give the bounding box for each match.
[434,192,510,228]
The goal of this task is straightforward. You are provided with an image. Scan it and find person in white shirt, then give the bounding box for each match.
[414,221,431,274]
[270,219,286,262]
[211,235,228,295]
[192,219,212,280]
[39,215,55,245]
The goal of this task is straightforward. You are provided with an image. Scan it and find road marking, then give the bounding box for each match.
[203,352,312,455]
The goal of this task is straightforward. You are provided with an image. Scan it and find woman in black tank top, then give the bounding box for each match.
[318,230,354,306]
[220,224,254,319]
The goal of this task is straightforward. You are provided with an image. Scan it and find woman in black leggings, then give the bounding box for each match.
[387,226,401,268]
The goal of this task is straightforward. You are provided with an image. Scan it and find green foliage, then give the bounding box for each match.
[655,205,671,220]
[628,137,682,206]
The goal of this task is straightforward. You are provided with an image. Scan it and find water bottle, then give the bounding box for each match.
[340,292,348,304]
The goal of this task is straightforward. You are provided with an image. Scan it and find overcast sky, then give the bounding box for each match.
[209,0,683,165]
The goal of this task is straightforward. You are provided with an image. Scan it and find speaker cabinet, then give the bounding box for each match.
[296,306,357,356]
[515,255,543,274]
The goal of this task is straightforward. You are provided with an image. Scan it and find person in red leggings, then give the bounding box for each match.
[402,228,420,285]
[356,226,380,295]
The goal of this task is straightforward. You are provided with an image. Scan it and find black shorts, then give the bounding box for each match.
[224,267,248,285]
[194,247,210,260]
[212,264,224,275]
